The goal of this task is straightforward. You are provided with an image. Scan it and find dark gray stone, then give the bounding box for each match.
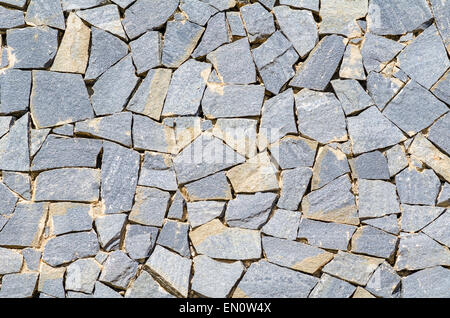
[50,203,93,236]
[130,31,162,74]
[312,146,350,190]
[157,220,190,257]
[129,186,170,227]
[124,224,159,260]
[192,12,231,58]
[100,250,139,290]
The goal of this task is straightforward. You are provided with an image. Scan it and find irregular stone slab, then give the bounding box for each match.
[66,259,101,294]
[167,191,185,221]
[77,4,125,39]
[0,0,26,8]
[202,84,265,118]
[190,219,261,260]
[430,0,450,53]
[366,71,404,110]
[278,167,312,211]
[187,201,226,228]
[184,171,232,201]
[353,287,375,298]
[402,266,450,298]
[365,262,401,298]
[0,5,24,29]
[43,231,99,266]
[100,250,139,290]
[295,89,348,144]
[162,59,211,116]
[226,11,246,36]
[85,27,129,81]
[172,116,204,150]
[130,31,161,74]
[358,180,400,219]
[437,183,450,207]
[51,13,89,74]
[34,168,100,202]
[162,20,204,68]
[124,224,159,260]
[226,152,279,193]
[233,260,318,298]
[258,89,297,149]
[0,273,38,298]
[129,187,170,227]
[367,0,433,35]
[351,225,397,259]
[122,0,179,40]
[30,128,50,157]
[30,71,94,128]
[206,38,256,84]
[225,192,277,230]
[319,0,367,37]
[53,124,73,137]
[200,0,235,11]
[279,0,319,11]
[398,25,449,89]
[290,35,347,90]
[0,173,30,201]
[75,112,132,147]
[25,0,65,30]
[428,112,450,155]
[145,245,192,297]
[240,3,275,42]
[347,106,406,155]
[401,205,444,233]
[309,274,356,298]
[32,135,102,171]
[395,168,441,205]
[133,114,177,154]
[125,271,173,298]
[94,281,123,298]
[95,214,127,251]
[101,141,140,214]
[138,152,177,192]
[0,247,23,274]
[22,248,41,271]
[312,146,349,190]
[0,116,12,138]
[91,55,139,116]
[156,220,190,257]
[361,33,404,73]
[0,180,18,215]
[422,211,450,247]
[350,151,390,180]
[270,136,317,170]
[181,0,217,26]
[263,236,333,274]
[273,6,318,58]
[0,69,31,115]
[50,203,93,236]
[192,255,244,298]
[395,233,450,271]
[331,79,374,115]
[362,215,399,235]
[262,209,300,241]
[410,133,450,182]
[61,0,106,10]
[0,202,48,247]
[192,12,231,58]
[212,118,257,158]
[339,43,365,80]
[301,175,359,226]
[385,144,408,177]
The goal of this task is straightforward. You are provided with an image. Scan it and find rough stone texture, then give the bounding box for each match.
[0,247,23,274]
[339,43,365,80]
[77,4,125,39]
[350,151,390,180]
[385,144,408,177]
[0,70,31,115]
[319,0,367,37]
[427,112,450,156]
[95,214,127,251]
[351,225,398,259]
[66,259,101,294]
[309,274,356,298]
[422,211,450,247]
[331,79,374,115]
[366,71,404,111]
[125,271,173,298]
[278,167,312,211]
[402,266,450,298]
[129,187,170,227]
[401,205,444,233]
[99,250,139,290]
[192,12,231,58]
[262,209,300,241]
[361,33,404,73]
[365,262,401,298]
[358,179,400,218]
[395,168,441,206]
[270,136,317,169]
[311,146,349,190]
[50,203,93,236]
[130,31,162,75]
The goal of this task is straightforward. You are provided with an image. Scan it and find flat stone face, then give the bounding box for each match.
[278,167,312,211]
[192,12,231,58]
[156,220,190,257]
[427,112,450,156]
[366,72,404,111]
[125,271,173,298]
[0,115,30,172]
[124,224,159,260]
[331,79,374,115]
[0,5,24,29]
[270,136,317,169]
[309,274,356,298]
[226,11,246,36]
[422,211,450,247]
[76,4,125,39]
[30,71,94,129]
[395,168,441,206]
[66,259,101,294]
[25,0,65,30]
[130,31,161,74]
[181,0,217,26]
[95,214,127,251]
[350,151,390,180]
[212,118,258,157]
[94,281,123,298]
[385,144,408,177]
[312,146,349,190]
[319,0,367,37]
[400,205,444,233]
[262,209,300,241]
[184,171,232,201]
[358,179,400,218]
[129,186,170,227]
[133,114,177,154]
[0,273,38,298]
[240,3,275,42]
[50,203,93,236]
[61,0,105,11]
[430,0,450,53]
[187,201,225,228]
[0,69,31,115]
[339,44,365,80]
[234,260,318,298]
[351,225,398,259]
[361,33,404,73]
[0,180,19,215]
[365,262,401,298]
[100,250,139,290]
[0,247,23,274]
[402,266,450,298]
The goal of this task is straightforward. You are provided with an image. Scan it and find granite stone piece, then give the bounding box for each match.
[427,112,450,156]
[130,31,162,74]
[184,171,232,201]
[0,180,18,215]
[270,136,317,170]
[402,266,450,298]
[226,11,246,36]
[0,6,24,29]
[312,146,350,190]
[94,282,123,298]
[100,250,139,290]
[365,262,401,298]
[339,43,366,80]
[319,0,367,37]
[192,12,231,58]
[50,203,93,236]
[0,117,12,138]
[331,79,374,115]
[125,271,174,298]
[95,214,127,251]
[385,144,408,177]
[181,0,218,26]
[187,201,225,228]
[0,114,29,172]
[240,3,275,42]
[366,71,404,110]
[77,4,126,39]
[0,70,31,114]
[361,33,405,73]
[350,151,390,180]
[0,247,23,274]
[66,259,101,294]
[61,0,106,11]
[437,183,450,207]
[212,118,257,157]
[358,179,400,219]
[400,205,444,233]
[278,167,312,211]
[262,209,300,241]
[156,220,190,257]
[129,186,170,227]
[132,114,177,154]
[309,274,356,298]
[351,225,398,259]
[396,168,441,206]
[362,215,399,235]
[422,211,450,247]
[0,273,38,298]
[124,224,159,260]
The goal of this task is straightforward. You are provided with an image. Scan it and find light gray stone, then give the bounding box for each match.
[130,31,162,74]
[312,146,350,191]
[184,171,232,201]
[366,71,404,110]
[278,167,312,211]
[362,215,399,235]
[319,0,367,37]
[25,0,65,30]
[0,6,24,29]
[52,124,73,137]
[0,247,23,274]
[279,0,319,11]
[167,191,186,221]
[125,270,174,298]
[428,112,450,156]
[200,0,235,11]
[365,262,401,298]
[422,211,450,247]
[124,224,159,260]
[0,70,31,114]
[331,79,374,115]
[212,118,257,158]
[226,11,245,36]
[270,136,317,170]
[50,203,93,236]
[22,248,41,271]
[240,2,275,42]
[66,258,101,294]
[351,225,398,259]
[262,209,300,241]
[129,186,171,227]
[0,114,29,172]
[181,0,218,26]
[192,12,231,58]
[339,43,366,80]
[94,282,123,298]
[61,0,106,11]
[385,144,408,177]
[350,151,390,180]
[0,180,18,215]
[0,117,12,138]
[401,266,450,298]
[157,220,190,257]
[358,179,400,218]
[76,4,125,39]
[132,114,177,154]
[187,201,225,228]
[361,33,405,73]
[100,250,139,290]
[95,214,127,251]
[30,128,50,157]
[396,168,441,205]
[0,273,38,298]
[309,274,356,298]
[401,205,444,233]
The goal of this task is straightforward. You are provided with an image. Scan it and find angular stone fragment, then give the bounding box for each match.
[422,211,450,247]
[262,209,300,241]
[0,6,24,29]
[319,0,367,37]
[278,167,312,211]
[192,255,244,298]
[30,71,94,128]
[122,0,179,40]
[396,168,440,206]
[385,144,408,177]
[91,56,139,116]
[156,220,190,257]
[358,179,400,218]
[290,35,347,90]
[43,231,99,266]
[366,71,404,110]
[190,219,261,260]
[361,33,404,73]
[129,31,161,74]
[331,79,374,115]
[172,116,204,150]
[0,69,31,115]
[400,205,444,233]
[187,201,225,228]
[362,215,399,235]
[270,136,317,170]
[25,0,65,30]
[0,117,12,138]
[350,151,390,180]
[0,181,18,215]
[124,224,159,260]
[66,259,101,294]
[133,114,177,154]
[202,84,265,118]
[50,203,93,236]
[212,118,257,158]
[402,266,450,298]
[34,168,100,202]
[85,27,129,81]
[125,271,173,298]
[167,191,186,221]
[312,146,349,190]
[428,112,450,156]
[234,260,318,298]
[365,262,401,298]
[339,44,365,80]
[351,225,397,259]
[367,0,433,35]
[61,0,106,11]
[129,187,170,227]
[395,233,450,271]
[53,124,74,137]
[77,4,125,39]
[240,3,275,42]
[192,12,231,57]
[347,106,406,155]
[437,183,450,207]
[146,245,192,297]
[309,274,356,298]
[137,153,177,192]
[302,175,359,225]
[100,250,139,290]
[94,282,123,298]
[29,128,50,157]
[0,273,38,298]
[226,11,246,36]
[181,0,217,26]
[279,0,318,11]
[0,247,23,274]
[95,214,127,251]
[184,172,232,201]
[21,248,40,272]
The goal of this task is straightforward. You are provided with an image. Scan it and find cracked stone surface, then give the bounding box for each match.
[0,0,449,299]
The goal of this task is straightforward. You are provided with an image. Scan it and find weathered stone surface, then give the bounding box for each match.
[312,146,349,190]
[278,0,318,11]
[0,273,38,298]
[240,3,275,42]
[366,71,404,111]
[146,245,192,297]
[157,220,190,257]
[91,56,139,116]
[430,0,450,53]
[212,118,257,158]
[77,4,125,39]
[348,106,406,155]
[100,250,139,290]
[25,0,65,30]
[50,203,93,236]
[319,0,367,37]
[395,168,441,206]
[129,187,170,227]
[0,180,18,215]
[0,69,31,115]
[53,124,73,137]
[137,152,177,191]
[30,128,50,157]
[181,0,217,26]
[133,114,177,154]
[0,117,12,138]
[290,35,347,90]
[400,205,444,233]
[350,151,390,180]
[200,0,235,11]
[353,287,375,298]
[190,219,261,260]
[262,209,300,241]
[125,271,173,298]
[61,0,106,11]
[358,179,400,219]
[385,144,408,177]
[0,115,29,172]
[94,281,123,298]
[362,215,399,235]
[43,231,99,266]
[278,167,312,211]
[428,112,450,156]
[167,191,185,221]
[0,247,23,274]
[339,43,365,80]
[192,255,244,298]
[422,211,450,247]
[187,201,225,228]
[22,248,41,271]
[270,136,317,170]
[124,224,159,260]
[365,262,401,298]
[192,12,231,58]
[351,225,397,259]
[130,31,161,74]
[395,233,450,271]
[331,79,374,115]
[66,258,101,294]
[226,11,246,36]
[234,260,318,298]
[30,71,94,128]
[95,214,127,251]
[437,183,450,207]
[402,266,450,298]
[0,6,24,29]
[309,274,356,298]
[361,33,404,73]
[184,171,232,201]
